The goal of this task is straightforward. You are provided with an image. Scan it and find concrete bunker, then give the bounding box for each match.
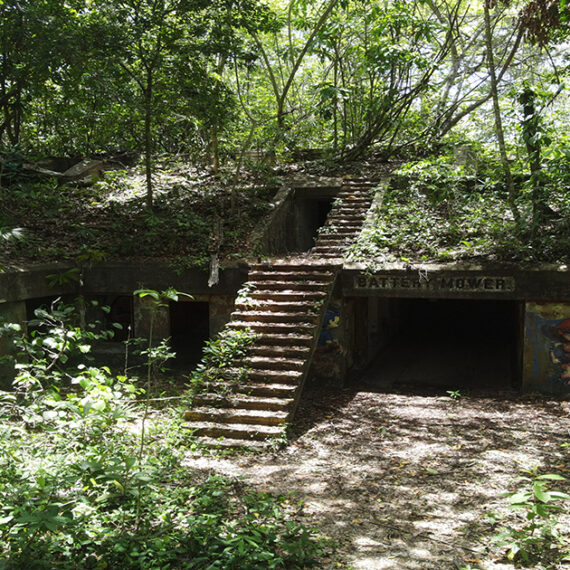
[257,183,339,255]
[354,297,522,391]
[341,265,570,395]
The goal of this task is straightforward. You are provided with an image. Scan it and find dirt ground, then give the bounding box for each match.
[187,384,570,569]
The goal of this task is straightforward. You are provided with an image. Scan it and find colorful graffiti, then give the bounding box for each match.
[524,303,570,394]
[543,318,570,386]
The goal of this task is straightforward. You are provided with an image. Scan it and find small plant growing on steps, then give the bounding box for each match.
[235,282,257,308]
[446,389,462,400]
[188,327,258,395]
[490,466,570,566]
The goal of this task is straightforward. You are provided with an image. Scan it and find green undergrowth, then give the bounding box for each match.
[348,153,570,264]
[0,301,324,569]
[0,162,276,270]
[188,326,259,398]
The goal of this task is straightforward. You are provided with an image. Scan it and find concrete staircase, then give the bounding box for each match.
[310,179,375,259]
[184,178,376,449]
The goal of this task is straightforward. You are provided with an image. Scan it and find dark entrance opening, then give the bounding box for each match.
[287,196,333,252]
[169,301,210,369]
[357,298,521,391]
[109,295,133,342]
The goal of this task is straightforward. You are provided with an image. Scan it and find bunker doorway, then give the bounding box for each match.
[169,301,210,369]
[357,298,521,392]
[288,195,334,252]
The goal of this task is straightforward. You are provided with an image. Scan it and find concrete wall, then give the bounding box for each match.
[523,302,570,395]
[0,301,27,386]
[251,179,341,256]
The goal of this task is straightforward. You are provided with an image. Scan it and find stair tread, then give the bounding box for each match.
[233,310,317,318]
[248,271,333,279]
[227,364,303,375]
[258,332,313,339]
[236,301,316,309]
[188,407,288,419]
[190,437,272,450]
[204,380,299,392]
[250,345,311,353]
[247,355,306,365]
[183,421,284,435]
[192,393,294,407]
[228,320,316,330]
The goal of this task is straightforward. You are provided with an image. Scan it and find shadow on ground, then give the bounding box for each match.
[187,384,570,569]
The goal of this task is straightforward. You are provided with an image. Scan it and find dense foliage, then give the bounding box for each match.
[0,162,276,269]
[0,0,568,261]
[0,301,324,568]
[349,149,570,264]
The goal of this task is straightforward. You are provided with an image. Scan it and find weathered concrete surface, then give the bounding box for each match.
[0,264,79,303]
[523,302,570,395]
[0,262,248,304]
[251,178,342,256]
[83,262,247,297]
[0,300,27,386]
[343,262,570,301]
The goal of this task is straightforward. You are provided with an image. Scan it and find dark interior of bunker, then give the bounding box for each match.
[353,297,522,392]
[169,301,210,369]
[287,195,333,252]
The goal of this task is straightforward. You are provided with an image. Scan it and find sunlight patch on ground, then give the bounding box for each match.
[184,389,570,569]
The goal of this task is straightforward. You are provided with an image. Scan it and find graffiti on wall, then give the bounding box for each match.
[543,318,570,386]
[524,303,570,393]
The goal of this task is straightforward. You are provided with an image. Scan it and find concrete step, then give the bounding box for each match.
[247,291,327,302]
[317,227,360,234]
[184,407,288,425]
[247,280,329,292]
[201,380,298,398]
[191,393,294,411]
[238,382,299,397]
[337,195,372,202]
[310,253,344,259]
[235,300,316,312]
[258,332,314,346]
[315,237,350,245]
[249,344,311,358]
[248,270,333,282]
[311,247,345,254]
[237,367,304,383]
[326,220,363,227]
[333,209,367,216]
[227,320,316,333]
[183,421,283,440]
[243,355,306,371]
[189,436,272,450]
[250,262,336,272]
[342,180,377,187]
[231,311,318,324]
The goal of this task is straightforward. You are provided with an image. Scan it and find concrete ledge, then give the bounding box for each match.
[0,262,249,303]
[341,262,570,301]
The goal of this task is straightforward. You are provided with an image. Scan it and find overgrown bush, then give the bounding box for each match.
[189,327,259,395]
[489,467,570,567]
[348,150,570,264]
[0,302,323,568]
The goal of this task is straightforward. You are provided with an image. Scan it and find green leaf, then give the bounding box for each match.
[134,289,160,300]
[536,474,566,481]
[533,481,551,503]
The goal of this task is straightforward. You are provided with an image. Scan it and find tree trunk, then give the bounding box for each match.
[144,70,153,210]
[519,86,544,237]
[483,1,520,227]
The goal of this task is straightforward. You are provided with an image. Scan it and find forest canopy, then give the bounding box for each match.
[0,0,567,158]
[1,0,569,261]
